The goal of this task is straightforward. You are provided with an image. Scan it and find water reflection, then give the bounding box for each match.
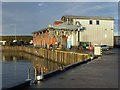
[1,50,86,88]
[2,51,66,88]
[2,51,65,75]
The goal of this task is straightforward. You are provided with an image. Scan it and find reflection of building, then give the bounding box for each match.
[32,57,63,74]
[61,15,114,47]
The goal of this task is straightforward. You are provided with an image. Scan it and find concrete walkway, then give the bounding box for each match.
[30,48,118,88]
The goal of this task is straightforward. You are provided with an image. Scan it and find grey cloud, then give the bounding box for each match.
[38,3,44,6]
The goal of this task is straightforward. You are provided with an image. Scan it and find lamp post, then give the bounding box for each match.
[10,24,17,41]
[14,24,17,40]
[7,24,17,40]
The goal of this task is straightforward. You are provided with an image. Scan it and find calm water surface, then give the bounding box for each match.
[1,50,85,89]
[1,51,65,89]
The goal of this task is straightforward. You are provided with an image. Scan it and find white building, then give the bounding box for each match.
[61,15,114,47]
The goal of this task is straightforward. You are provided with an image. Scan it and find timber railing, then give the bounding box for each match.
[1,46,91,65]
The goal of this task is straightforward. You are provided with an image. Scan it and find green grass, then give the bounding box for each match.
[0,35,33,42]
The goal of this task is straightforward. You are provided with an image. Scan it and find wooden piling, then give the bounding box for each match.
[1,46,91,65]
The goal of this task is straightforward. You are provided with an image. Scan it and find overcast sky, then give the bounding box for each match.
[2,2,118,36]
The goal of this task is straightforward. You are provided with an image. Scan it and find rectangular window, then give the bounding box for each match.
[89,20,92,25]
[96,20,99,25]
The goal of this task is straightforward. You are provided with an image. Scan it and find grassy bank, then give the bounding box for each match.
[0,35,33,42]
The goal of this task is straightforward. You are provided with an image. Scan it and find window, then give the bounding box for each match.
[89,20,92,25]
[76,21,80,27]
[96,20,99,25]
[68,19,72,25]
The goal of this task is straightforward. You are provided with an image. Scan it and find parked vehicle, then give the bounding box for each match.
[100,45,109,51]
[10,40,31,46]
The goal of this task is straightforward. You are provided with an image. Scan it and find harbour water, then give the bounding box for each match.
[1,51,65,89]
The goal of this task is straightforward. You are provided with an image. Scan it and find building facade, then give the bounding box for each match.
[33,21,79,49]
[33,15,114,49]
[33,28,57,48]
[61,15,114,47]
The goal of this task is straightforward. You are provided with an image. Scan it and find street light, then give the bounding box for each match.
[9,24,17,42]
[5,24,17,40]
[11,24,17,43]
[14,24,17,40]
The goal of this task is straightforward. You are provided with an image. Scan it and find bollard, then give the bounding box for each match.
[36,69,44,81]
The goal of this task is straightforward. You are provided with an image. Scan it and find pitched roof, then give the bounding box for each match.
[53,22,78,30]
[32,28,48,33]
[32,23,79,33]
[61,15,114,20]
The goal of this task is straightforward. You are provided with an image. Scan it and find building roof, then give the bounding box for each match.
[33,23,79,33]
[32,28,48,33]
[53,22,78,30]
[61,15,114,20]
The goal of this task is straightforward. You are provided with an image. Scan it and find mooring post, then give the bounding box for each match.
[36,68,44,81]
[27,67,30,80]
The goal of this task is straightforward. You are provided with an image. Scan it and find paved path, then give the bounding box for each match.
[30,48,118,88]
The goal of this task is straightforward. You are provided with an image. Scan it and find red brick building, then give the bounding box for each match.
[33,28,57,48]
[33,29,69,49]
[33,21,79,49]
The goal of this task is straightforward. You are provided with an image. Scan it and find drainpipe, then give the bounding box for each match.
[78,28,80,42]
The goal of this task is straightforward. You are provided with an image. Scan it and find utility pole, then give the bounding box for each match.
[14,24,16,40]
